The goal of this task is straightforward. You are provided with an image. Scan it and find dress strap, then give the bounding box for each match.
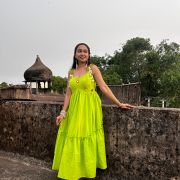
[68,69,74,79]
[89,63,93,69]
[88,64,95,83]
[88,64,93,75]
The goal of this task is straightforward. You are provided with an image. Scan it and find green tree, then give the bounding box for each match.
[50,76,67,93]
[141,50,161,97]
[157,40,180,107]
[91,55,122,84]
[160,63,180,107]
[90,55,109,72]
[91,38,180,107]
[103,66,122,85]
[0,82,10,89]
[141,39,180,107]
[110,37,152,83]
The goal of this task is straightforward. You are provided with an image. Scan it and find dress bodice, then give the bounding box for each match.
[68,64,96,93]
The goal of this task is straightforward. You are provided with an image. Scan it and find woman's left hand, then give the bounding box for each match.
[118,103,136,109]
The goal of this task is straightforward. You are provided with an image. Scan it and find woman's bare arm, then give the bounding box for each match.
[62,71,72,112]
[56,71,72,125]
[92,64,135,109]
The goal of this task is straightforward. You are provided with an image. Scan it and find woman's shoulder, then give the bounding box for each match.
[89,64,100,75]
[89,63,98,69]
[89,63,99,70]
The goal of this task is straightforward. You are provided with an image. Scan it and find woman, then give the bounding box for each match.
[52,43,135,179]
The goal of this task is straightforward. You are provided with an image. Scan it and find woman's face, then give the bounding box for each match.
[75,44,89,63]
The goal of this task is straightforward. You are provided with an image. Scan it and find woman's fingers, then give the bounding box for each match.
[126,104,136,108]
[120,103,136,109]
[56,118,59,125]
[56,115,64,126]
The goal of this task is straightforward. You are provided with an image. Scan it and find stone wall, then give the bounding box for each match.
[0,100,179,179]
[101,106,179,180]
[0,85,31,100]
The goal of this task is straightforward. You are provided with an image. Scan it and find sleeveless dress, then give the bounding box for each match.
[52,64,107,179]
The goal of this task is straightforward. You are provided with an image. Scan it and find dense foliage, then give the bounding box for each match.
[91,38,180,108]
[0,82,12,89]
[50,76,67,94]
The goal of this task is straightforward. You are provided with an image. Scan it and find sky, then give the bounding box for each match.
[0,0,180,85]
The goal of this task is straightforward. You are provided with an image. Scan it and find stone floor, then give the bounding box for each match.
[0,151,59,180]
[1,150,179,180]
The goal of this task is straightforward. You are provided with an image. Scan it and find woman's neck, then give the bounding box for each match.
[76,62,87,69]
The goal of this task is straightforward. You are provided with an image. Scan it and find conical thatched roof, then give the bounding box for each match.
[24,55,52,81]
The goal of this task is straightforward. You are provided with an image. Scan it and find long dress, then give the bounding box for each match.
[52,64,107,179]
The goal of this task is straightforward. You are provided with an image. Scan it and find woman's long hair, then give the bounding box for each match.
[71,43,91,69]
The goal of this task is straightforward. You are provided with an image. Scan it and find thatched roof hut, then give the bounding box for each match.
[23,55,53,94]
[24,55,52,81]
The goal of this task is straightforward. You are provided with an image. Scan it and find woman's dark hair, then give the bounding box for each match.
[71,43,91,69]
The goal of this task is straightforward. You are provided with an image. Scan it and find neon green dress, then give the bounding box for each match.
[52,64,107,180]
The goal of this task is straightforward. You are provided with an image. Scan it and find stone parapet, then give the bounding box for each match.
[0,101,179,179]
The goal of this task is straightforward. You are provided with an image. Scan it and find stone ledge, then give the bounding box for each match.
[0,101,179,179]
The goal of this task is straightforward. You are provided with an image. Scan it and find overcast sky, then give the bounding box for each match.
[0,0,180,84]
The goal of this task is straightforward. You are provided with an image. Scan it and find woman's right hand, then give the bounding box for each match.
[56,114,64,126]
[118,102,136,109]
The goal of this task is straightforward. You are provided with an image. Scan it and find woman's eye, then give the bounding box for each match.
[77,49,82,53]
[77,49,88,53]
